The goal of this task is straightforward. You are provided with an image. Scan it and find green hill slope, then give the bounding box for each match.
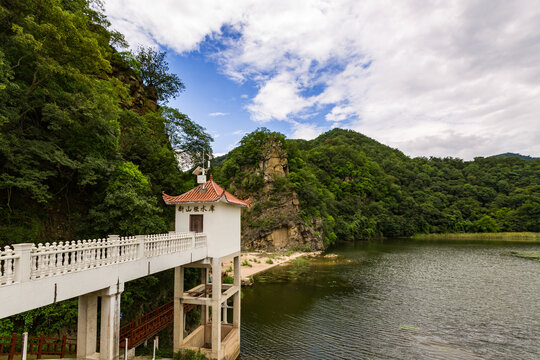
[214,128,540,248]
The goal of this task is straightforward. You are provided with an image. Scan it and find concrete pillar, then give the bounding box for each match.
[77,293,98,359]
[200,268,205,325]
[100,284,123,360]
[173,266,184,352]
[199,268,209,326]
[233,255,241,328]
[222,306,227,324]
[12,243,33,283]
[211,258,222,358]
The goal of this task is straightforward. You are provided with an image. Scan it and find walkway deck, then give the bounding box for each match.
[0,232,208,318]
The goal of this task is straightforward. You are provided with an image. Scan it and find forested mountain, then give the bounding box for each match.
[0,0,211,247]
[490,153,539,161]
[0,0,209,336]
[214,128,540,248]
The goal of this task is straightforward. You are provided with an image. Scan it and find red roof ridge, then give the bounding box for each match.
[162,176,250,207]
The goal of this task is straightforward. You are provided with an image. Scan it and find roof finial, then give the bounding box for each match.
[192,150,211,185]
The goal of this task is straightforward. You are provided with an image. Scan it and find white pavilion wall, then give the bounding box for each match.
[175,202,241,258]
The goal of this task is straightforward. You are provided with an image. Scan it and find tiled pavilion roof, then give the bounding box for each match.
[162,174,250,207]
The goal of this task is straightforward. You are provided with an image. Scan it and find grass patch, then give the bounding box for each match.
[241,259,252,267]
[509,251,540,262]
[412,232,540,242]
[223,275,234,284]
[291,257,310,266]
[265,258,274,264]
[175,349,208,360]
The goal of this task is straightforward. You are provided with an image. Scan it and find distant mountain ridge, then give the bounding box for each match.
[490,152,539,161]
[212,128,540,250]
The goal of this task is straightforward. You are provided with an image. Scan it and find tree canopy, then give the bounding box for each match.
[134,47,185,103]
[214,128,540,245]
[0,0,211,339]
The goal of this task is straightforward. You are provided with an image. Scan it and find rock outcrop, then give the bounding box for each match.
[240,139,324,251]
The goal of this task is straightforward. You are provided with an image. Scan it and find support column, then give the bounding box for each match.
[233,255,241,328]
[173,266,184,352]
[222,306,228,324]
[211,258,222,359]
[200,268,207,325]
[77,293,98,359]
[100,284,123,360]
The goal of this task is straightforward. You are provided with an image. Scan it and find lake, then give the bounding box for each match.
[239,239,540,359]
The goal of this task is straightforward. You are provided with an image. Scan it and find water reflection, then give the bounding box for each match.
[240,239,540,360]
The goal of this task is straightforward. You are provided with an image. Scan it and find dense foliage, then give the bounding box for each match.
[134,47,185,103]
[0,0,209,337]
[215,128,540,244]
[0,0,211,244]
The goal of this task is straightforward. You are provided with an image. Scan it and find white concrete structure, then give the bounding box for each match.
[0,175,248,360]
[163,175,249,360]
[0,232,206,360]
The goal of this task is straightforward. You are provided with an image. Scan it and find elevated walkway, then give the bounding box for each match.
[0,284,214,359]
[0,232,207,318]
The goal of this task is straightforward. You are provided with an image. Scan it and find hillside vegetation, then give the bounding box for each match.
[214,128,540,247]
[0,0,208,337]
[0,0,211,246]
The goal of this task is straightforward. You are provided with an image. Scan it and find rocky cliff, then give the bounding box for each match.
[240,140,324,251]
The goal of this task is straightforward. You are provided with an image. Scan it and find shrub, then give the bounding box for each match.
[266,258,273,264]
[175,349,208,360]
[241,259,252,267]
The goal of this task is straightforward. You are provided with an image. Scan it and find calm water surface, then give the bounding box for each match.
[240,240,540,359]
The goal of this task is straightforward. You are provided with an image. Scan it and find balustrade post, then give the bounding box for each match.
[60,335,67,359]
[8,333,17,360]
[108,235,120,263]
[136,235,145,259]
[12,243,33,283]
[191,234,196,249]
[37,334,44,360]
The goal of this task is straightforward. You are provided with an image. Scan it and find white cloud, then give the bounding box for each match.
[208,112,228,117]
[290,121,325,140]
[246,72,313,122]
[105,0,540,159]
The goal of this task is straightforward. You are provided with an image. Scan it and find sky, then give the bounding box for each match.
[104,0,540,160]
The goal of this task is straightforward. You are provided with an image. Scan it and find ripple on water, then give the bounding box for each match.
[239,240,540,360]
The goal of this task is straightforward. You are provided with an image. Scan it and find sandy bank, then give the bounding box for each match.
[222,251,322,285]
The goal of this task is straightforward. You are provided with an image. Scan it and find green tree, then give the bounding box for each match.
[135,47,185,103]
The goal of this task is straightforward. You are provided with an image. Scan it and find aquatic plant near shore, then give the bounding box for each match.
[413,232,539,242]
[509,251,540,262]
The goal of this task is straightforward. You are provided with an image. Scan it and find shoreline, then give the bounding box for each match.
[222,250,322,285]
[411,232,539,242]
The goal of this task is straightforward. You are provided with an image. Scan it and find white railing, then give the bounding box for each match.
[144,232,193,257]
[0,246,19,286]
[195,233,207,248]
[0,232,207,286]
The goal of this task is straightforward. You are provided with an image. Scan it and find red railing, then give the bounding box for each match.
[119,287,209,349]
[119,301,174,349]
[0,289,210,358]
[0,334,77,360]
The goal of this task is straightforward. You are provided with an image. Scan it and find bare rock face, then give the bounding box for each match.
[259,141,288,181]
[112,63,158,115]
[241,139,325,251]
